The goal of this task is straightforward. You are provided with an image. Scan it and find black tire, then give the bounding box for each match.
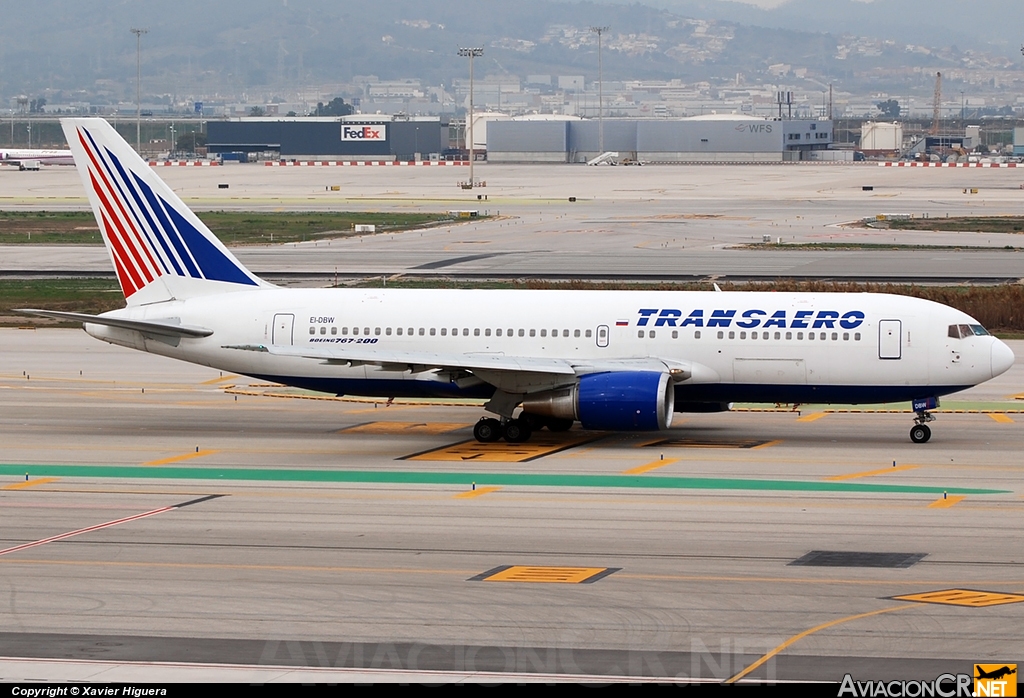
[503,418,533,443]
[520,412,546,431]
[474,418,502,443]
[546,417,574,432]
[910,424,931,444]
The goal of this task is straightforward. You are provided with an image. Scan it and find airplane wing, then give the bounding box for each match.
[227,343,707,382]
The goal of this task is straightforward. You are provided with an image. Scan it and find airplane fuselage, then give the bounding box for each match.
[85,288,1009,407]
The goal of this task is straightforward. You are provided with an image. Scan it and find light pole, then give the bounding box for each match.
[589,26,609,154]
[457,47,483,187]
[131,27,149,153]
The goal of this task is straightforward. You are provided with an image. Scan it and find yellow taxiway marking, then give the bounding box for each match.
[750,440,783,450]
[988,413,1014,424]
[406,434,598,463]
[893,589,1024,607]
[475,565,618,584]
[143,450,220,466]
[453,486,501,499]
[928,495,965,508]
[726,604,918,684]
[825,465,919,481]
[622,458,679,475]
[796,412,829,422]
[199,374,238,385]
[343,421,467,435]
[1,477,60,490]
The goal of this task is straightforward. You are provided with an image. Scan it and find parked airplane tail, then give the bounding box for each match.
[61,118,269,305]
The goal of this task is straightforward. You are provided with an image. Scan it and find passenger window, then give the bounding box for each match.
[797,332,803,340]
[474,329,480,336]
[309,327,315,335]
[396,327,402,336]
[831,332,837,340]
[717,331,724,339]
[463,328,469,336]
[854,332,861,340]
[319,326,326,335]
[728,331,735,339]
[542,330,548,337]
[637,330,643,338]
[440,328,447,336]
[843,332,849,341]
[519,329,525,337]
[495,329,501,337]
[342,327,349,335]
[694,331,701,339]
[375,327,381,335]
[563,329,569,337]
[485,329,491,337]
[331,326,338,335]
[775,332,781,340]
[740,331,747,339]
[353,327,360,335]
[429,328,436,336]
[530,329,536,337]
[507,328,513,336]
[408,328,414,336]
[585,330,592,337]
[672,330,678,339]
[785,332,791,340]
[363,327,369,335]
[418,328,424,336]
[385,327,391,335]
[574,329,581,338]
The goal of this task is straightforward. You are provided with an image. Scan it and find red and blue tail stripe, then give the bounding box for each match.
[71,121,259,299]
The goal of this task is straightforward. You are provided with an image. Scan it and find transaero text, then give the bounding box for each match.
[637,308,867,330]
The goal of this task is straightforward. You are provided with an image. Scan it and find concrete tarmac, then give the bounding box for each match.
[4,162,1024,282]
[1,329,1022,682]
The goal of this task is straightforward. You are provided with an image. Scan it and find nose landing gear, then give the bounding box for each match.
[910,397,938,443]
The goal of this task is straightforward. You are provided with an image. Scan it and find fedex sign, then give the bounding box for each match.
[342,124,387,141]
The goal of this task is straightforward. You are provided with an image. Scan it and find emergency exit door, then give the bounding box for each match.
[272,313,295,345]
[878,319,902,360]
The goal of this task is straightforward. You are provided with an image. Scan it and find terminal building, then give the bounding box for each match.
[206,116,447,161]
[488,115,833,163]
[205,114,833,163]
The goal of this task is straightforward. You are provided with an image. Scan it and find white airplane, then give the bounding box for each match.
[20,118,1016,444]
[0,148,75,168]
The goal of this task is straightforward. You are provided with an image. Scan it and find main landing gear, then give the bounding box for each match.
[473,413,574,443]
[910,410,935,444]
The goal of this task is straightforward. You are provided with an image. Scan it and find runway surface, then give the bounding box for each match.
[4,162,1024,282]
[1,329,1022,682]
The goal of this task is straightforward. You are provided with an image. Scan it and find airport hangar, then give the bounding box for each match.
[206,114,834,163]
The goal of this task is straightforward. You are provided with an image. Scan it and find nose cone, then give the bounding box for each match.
[991,340,1015,378]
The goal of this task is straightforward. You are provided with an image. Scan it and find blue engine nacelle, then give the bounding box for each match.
[520,372,675,431]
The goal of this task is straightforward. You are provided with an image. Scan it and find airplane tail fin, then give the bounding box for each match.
[61,118,270,306]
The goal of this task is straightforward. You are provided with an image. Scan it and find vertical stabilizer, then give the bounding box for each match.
[61,118,269,305]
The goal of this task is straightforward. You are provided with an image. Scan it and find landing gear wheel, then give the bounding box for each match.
[910,424,931,444]
[546,417,574,432]
[474,418,502,443]
[502,418,533,443]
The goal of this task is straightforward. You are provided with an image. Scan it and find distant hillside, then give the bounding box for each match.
[0,0,1019,101]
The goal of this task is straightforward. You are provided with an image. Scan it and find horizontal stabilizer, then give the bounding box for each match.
[16,309,213,338]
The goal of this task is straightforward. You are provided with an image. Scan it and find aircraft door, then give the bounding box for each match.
[596,325,609,348]
[878,319,902,360]
[272,313,295,346]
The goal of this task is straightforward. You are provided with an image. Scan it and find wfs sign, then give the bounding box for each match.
[341,124,387,141]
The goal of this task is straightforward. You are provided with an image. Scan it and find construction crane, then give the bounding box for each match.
[931,72,942,136]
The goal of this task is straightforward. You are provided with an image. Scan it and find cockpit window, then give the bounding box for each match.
[950,324,991,339]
